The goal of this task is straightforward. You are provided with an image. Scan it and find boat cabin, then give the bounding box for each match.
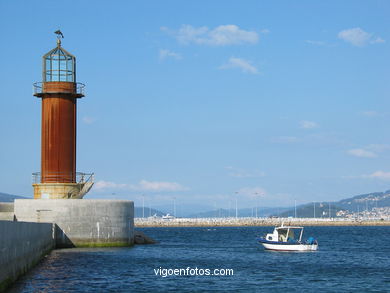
[265,226,304,243]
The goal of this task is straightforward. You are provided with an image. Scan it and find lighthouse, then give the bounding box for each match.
[32,32,93,199]
[12,31,133,248]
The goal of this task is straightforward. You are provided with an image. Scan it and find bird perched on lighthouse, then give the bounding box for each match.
[54,30,64,38]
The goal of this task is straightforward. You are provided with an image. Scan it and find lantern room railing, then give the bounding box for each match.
[33,82,85,97]
[32,172,94,184]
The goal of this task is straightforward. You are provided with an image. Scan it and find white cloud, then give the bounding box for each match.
[347,148,377,158]
[82,116,96,124]
[159,49,182,61]
[338,28,385,46]
[226,166,266,178]
[338,28,371,46]
[237,187,267,198]
[94,180,127,190]
[361,110,379,117]
[163,24,259,46]
[346,144,390,159]
[93,180,188,192]
[260,29,270,34]
[219,57,258,74]
[371,37,385,44]
[364,171,390,180]
[300,120,318,129]
[136,180,187,191]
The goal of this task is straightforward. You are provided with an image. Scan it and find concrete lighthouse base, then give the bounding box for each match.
[33,181,94,199]
[14,199,134,248]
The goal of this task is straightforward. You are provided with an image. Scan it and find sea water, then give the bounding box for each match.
[9,226,390,292]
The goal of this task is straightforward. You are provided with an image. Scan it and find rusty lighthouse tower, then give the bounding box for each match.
[32,31,94,199]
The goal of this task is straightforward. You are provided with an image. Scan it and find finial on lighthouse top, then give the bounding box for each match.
[54,30,64,46]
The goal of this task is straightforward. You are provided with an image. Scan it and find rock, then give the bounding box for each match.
[134,230,156,244]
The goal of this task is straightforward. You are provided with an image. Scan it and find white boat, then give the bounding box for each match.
[162,213,175,220]
[257,224,318,251]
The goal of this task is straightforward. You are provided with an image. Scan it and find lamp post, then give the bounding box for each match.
[294,200,297,218]
[173,197,176,218]
[314,202,316,219]
[142,194,145,218]
[235,192,239,219]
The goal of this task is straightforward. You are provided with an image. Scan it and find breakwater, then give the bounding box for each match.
[0,220,54,292]
[135,217,390,227]
[14,199,134,247]
[0,199,135,291]
[0,203,14,221]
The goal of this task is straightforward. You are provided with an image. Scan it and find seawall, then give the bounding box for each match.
[0,220,54,292]
[14,199,134,247]
[0,199,135,291]
[0,203,14,221]
[135,217,390,227]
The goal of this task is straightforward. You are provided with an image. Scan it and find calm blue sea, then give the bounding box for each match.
[9,226,390,292]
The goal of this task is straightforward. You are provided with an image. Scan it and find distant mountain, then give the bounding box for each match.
[275,189,390,218]
[151,203,215,217]
[276,203,342,218]
[187,207,290,218]
[134,207,165,218]
[0,192,27,202]
[337,190,390,212]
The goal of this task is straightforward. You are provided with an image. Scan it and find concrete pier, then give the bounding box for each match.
[14,199,134,247]
[135,217,390,227]
[0,220,54,292]
[0,203,14,221]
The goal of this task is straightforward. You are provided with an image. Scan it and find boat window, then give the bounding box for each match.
[278,229,287,235]
[278,229,288,242]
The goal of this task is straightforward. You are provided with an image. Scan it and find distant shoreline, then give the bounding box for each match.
[135,218,390,227]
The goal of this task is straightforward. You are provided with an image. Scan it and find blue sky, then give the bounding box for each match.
[0,0,390,212]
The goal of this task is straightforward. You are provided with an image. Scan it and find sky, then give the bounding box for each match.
[0,0,390,213]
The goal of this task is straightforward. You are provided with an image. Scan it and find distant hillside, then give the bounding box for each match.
[0,192,26,202]
[151,203,216,218]
[188,207,290,218]
[276,189,390,218]
[134,207,165,218]
[276,203,342,218]
[337,190,390,212]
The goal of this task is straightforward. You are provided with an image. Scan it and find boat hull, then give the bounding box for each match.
[261,242,318,251]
